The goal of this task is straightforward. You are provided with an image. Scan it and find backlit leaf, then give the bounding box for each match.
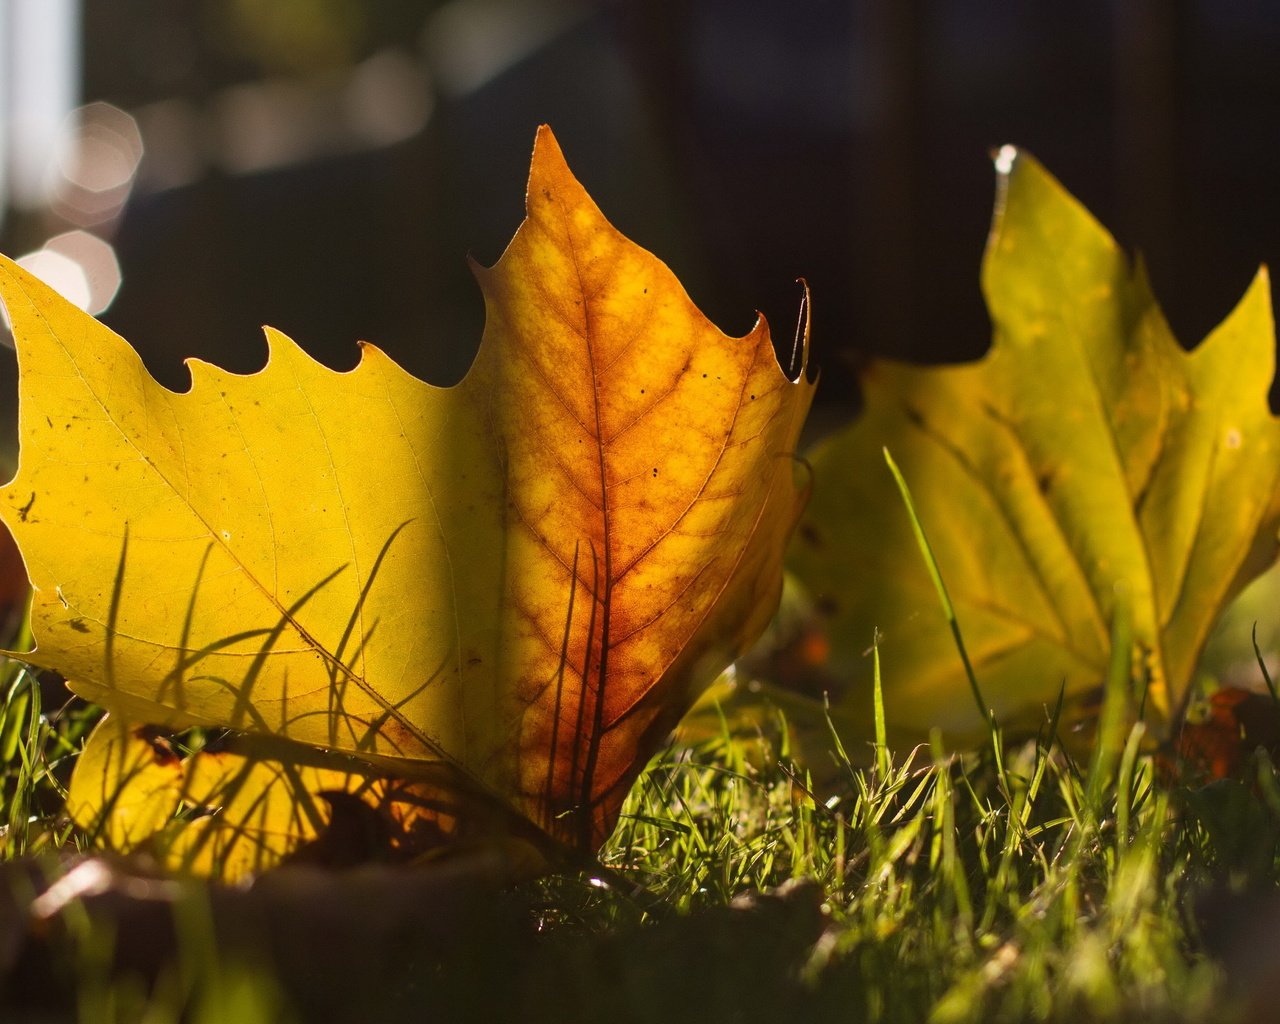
[2,126,814,870]
[66,717,184,850]
[790,148,1280,746]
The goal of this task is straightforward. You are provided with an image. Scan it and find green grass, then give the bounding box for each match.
[0,655,93,860]
[586,697,1252,1023]
[0,643,1273,1023]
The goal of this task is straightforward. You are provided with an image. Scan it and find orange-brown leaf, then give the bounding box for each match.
[1,126,815,864]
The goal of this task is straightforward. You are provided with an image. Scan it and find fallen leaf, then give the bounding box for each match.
[64,718,185,850]
[1,126,814,871]
[790,147,1280,747]
[66,716,511,880]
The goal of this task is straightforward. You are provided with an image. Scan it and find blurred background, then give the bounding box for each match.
[1,0,1280,449]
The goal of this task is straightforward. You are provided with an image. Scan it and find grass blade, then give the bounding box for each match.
[882,447,989,726]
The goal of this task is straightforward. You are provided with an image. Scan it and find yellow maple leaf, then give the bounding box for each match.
[67,715,469,878]
[2,126,815,873]
[790,147,1280,747]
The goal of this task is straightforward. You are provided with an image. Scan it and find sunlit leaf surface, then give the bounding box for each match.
[791,148,1280,746]
[2,127,814,871]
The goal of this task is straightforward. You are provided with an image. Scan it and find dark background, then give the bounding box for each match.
[4,0,1280,425]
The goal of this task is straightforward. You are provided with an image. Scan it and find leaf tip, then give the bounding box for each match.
[525,124,598,230]
[528,124,571,191]
[991,144,1020,177]
[261,325,300,360]
[533,122,559,152]
[1226,263,1276,336]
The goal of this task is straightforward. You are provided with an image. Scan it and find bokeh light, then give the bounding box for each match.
[52,101,144,226]
[43,229,122,313]
[1,229,122,346]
